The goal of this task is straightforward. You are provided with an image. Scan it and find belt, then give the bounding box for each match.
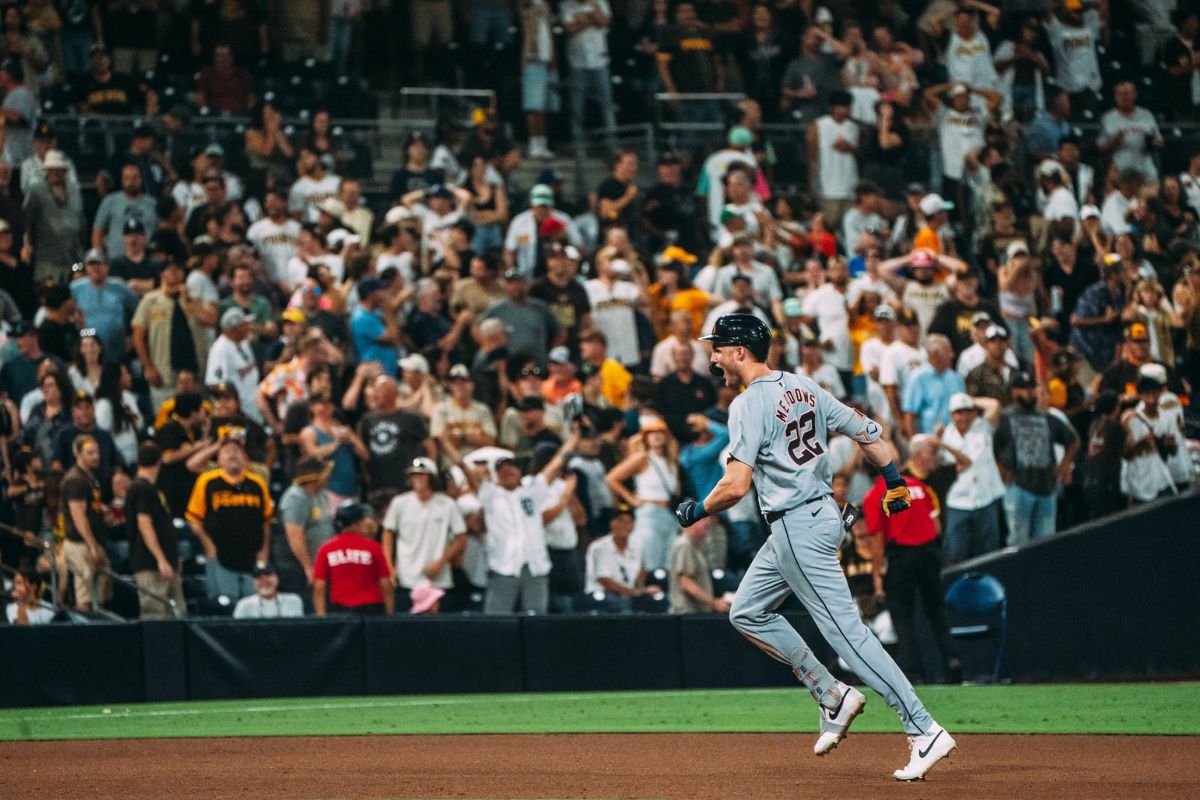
[764,494,830,524]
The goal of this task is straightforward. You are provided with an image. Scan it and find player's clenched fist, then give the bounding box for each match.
[881,484,911,516]
[675,499,708,528]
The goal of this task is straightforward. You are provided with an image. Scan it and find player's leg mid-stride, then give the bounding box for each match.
[675,313,956,781]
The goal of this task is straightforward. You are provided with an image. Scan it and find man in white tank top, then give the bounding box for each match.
[806,89,859,230]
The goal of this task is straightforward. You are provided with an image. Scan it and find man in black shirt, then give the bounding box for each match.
[1042,235,1099,343]
[639,151,704,255]
[531,243,592,353]
[156,392,210,517]
[51,392,122,491]
[655,340,717,441]
[357,374,432,513]
[596,150,640,235]
[927,273,1004,356]
[128,442,185,619]
[78,46,151,115]
[209,383,272,470]
[1163,9,1200,121]
[37,284,79,364]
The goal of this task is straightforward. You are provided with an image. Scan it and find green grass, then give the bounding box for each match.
[1,683,1198,741]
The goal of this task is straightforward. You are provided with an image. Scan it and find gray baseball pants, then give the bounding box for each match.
[729,497,935,736]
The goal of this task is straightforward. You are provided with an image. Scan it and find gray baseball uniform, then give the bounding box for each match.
[726,370,935,736]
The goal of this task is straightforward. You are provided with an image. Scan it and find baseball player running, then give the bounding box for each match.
[675,314,956,781]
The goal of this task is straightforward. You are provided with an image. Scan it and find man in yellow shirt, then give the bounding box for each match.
[580,328,632,408]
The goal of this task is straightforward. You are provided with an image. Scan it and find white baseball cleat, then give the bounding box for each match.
[893,724,956,781]
[813,686,866,756]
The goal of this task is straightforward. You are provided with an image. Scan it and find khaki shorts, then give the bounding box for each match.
[135,569,187,620]
[62,539,110,608]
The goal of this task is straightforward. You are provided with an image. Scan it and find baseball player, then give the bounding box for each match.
[675,314,956,781]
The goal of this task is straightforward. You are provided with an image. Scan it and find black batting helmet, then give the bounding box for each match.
[334,500,371,532]
[700,313,771,362]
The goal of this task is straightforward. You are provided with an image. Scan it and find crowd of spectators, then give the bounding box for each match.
[0,2,1197,657]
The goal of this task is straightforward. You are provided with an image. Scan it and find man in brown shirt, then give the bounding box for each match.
[668,517,731,614]
[60,436,109,611]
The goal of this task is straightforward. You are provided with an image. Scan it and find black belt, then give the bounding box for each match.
[764,494,830,524]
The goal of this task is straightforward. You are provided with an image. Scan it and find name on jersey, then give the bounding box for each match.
[775,387,817,422]
[327,548,375,567]
[211,490,263,510]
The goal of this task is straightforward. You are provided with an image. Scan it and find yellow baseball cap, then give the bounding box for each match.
[281,308,305,324]
[660,246,697,265]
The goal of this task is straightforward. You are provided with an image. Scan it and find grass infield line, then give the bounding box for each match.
[1,683,1197,741]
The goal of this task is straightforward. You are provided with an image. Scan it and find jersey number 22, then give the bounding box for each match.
[785,410,824,466]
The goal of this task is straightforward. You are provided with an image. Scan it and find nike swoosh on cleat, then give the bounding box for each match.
[918,730,943,759]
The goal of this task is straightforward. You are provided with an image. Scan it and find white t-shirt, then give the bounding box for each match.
[940,416,1006,510]
[560,0,611,69]
[1101,190,1135,236]
[479,476,553,577]
[957,342,1018,376]
[699,148,757,232]
[584,534,643,593]
[815,115,859,200]
[232,593,305,619]
[712,262,783,307]
[205,334,262,422]
[1043,185,1080,222]
[1144,394,1191,485]
[288,173,342,222]
[383,492,466,589]
[504,208,577,278]
[585,278,641,366]
[247,217,301,284]
[938,102,986,181]
[5,603,55,625]
[901,281,952,335]
[1044,12,1103,93]
[542,476,579,550]
[879,340,927,393]
[796,362,846,398]
[859,335,891,382]
[376,251,417,288]
[944,30,998,91]
[1099,107,1161,182]
[801,283,853,370]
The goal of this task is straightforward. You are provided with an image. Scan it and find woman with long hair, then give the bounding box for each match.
[465,153,509,254]
[94,363,142,466]
[68,331,104,397]
[244,101,295,188]
[299,391,368,509]
[605,416,682,572]
[1122,278,1183,365]
[22,369,72,465]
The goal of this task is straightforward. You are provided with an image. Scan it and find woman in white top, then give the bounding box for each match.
[5,569,55,625]
[68,332,104,397]
[94,363,144,467]
[605,416,681,572]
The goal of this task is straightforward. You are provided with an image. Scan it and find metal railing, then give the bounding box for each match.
[0,521,182,621]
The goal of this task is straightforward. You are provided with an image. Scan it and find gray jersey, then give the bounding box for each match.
[727,370,881,512]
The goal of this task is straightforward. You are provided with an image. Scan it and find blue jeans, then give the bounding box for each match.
[328,16,355,73]
[1003,485,1057,547]
[632,504,679,573]
[470,6,513,47]
[205,560,255,603]
[61,29,94,76]
[569,65,616,152]
[943,499,1002,564]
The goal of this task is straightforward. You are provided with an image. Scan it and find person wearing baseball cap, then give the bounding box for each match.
[70,241,138,360]
[992,369,1079,545]
[543,346,581,404]
[233,561,305,619]
[964,325,1014,405]
[381,457,466,612]
[205,307,261,422]
[312,500,394,616]
[440,425,580,614]
[350,275,401,378]
[187,420,275,603]
[643,149,703,255]
[504,182,572,277]
[275,455,335,588]
[940,391,1004,564]
[914,194,953,253]
[1096,320,1184,399]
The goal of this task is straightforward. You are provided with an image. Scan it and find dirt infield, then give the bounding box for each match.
[4,733,1198,799]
